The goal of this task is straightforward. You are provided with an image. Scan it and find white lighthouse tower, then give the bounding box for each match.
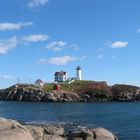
[76,66,82,80]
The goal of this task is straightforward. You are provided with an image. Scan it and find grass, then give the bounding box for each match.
[43,80,93,92]
[8,80,101,92]
[9,84,42,90]
[43,83,54,91]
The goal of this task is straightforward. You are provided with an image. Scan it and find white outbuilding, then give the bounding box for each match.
[35,79,44,87]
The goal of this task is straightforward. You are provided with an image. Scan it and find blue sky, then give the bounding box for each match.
[0,0,140,88]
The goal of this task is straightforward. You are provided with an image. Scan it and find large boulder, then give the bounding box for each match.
[67,127,118,140]
[90,128,118,140]
[42,93,57,102]
[44,134,66,140]
[44,125,64,136]
[25,124,64,140]
[0,118,33,140]
[26,125,44,140]
[52,91,81,102]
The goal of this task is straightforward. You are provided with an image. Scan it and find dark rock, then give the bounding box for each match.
[112,84,140,102]
[67,129,93,140]
[42,93,57,102]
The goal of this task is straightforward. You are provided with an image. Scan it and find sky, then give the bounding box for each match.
[0,0,140,88]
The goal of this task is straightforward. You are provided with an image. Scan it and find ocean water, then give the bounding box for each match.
[0,101,140,140]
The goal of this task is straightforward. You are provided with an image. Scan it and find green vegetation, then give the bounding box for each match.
[9,84,41,90]
[43,83,54,91]
[8,80,109,94]
[61,80,94,91]
[43,80,93,92]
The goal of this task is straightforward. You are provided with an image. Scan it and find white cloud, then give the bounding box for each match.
[70,44,80,51]
[37,58,47,64]
[138,28,140,33]
[110,41,128,48]
[0,37,18,54]
[97,47,104,53]
[97,54,116,60]
[28,0,49,9]
[0,22,33,31]
[21,34,49,42]
[77,56,86,60]
[48,55,85,65]
[46,41,67,51]
[38,56,86,65]
[97,54,104,59]
[0,75,13,81]
[48,56,76,65]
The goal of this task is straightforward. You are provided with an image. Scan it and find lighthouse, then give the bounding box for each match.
[76,66,82,80]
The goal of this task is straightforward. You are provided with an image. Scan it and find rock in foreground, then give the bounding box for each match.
[0,117,118,140]
[0,118,33,140]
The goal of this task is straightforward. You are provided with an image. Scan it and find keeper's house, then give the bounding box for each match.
[54,71,68,82]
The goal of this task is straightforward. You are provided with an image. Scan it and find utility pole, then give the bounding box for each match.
[28,78,31,84]
[17,78,20,86]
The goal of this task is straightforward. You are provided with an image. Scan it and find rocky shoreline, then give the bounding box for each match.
[0,83,140,102]
[0,117,118,140]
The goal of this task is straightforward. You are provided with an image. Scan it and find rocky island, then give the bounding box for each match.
[0,80,139,102]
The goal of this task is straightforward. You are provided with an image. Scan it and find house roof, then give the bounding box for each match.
[35,79,44,83]
[55,71,67,76]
